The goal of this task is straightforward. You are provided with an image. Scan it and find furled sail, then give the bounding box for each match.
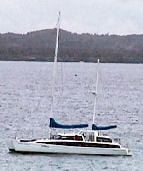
[49,118,88,129]
[92,124,117,130]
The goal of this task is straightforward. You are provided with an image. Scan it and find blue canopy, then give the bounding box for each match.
[49,118,88,129]
[92,124,117,130]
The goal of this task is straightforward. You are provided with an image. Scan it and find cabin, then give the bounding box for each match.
[51,130,112,143]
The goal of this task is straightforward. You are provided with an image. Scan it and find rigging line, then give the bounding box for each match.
[92,59,100,125]
[60,62,64,114]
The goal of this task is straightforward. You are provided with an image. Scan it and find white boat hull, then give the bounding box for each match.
[8,140,131,156]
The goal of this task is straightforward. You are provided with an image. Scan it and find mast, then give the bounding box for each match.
[48,12,61,139]
[54,11,61,64]
[50,11,61,117]
[92,59,100,125]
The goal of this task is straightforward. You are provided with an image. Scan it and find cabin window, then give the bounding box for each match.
[74,135,83,141]
[60,136,75,140]
[51,135,61,140]
[96,137,112,143]
[59,136,83,141]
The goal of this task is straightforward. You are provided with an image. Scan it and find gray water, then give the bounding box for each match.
[0,61,143,171]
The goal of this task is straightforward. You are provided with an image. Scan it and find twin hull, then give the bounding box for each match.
[9,140,130,156]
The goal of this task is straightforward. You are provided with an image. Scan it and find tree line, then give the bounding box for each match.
[0,28,143,63]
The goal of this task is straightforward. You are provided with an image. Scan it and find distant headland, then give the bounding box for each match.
[0,28,143,63]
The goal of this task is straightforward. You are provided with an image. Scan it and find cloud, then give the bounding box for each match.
[0,0,142,35]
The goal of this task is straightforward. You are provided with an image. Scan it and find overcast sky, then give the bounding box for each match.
[0,0,142,35]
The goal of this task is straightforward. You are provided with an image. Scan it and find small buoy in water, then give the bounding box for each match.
[75,74,77,76]
[91,91,96,95]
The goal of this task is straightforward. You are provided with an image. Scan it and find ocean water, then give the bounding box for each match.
[0,61,143,171]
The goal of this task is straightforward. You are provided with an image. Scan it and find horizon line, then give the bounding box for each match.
[0,27,143,36]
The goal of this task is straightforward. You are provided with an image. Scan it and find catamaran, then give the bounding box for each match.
[8,12,131,156]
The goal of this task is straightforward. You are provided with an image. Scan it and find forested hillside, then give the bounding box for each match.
[0,29,143,63]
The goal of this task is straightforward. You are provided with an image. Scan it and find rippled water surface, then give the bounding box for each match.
[0,61,143,171]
